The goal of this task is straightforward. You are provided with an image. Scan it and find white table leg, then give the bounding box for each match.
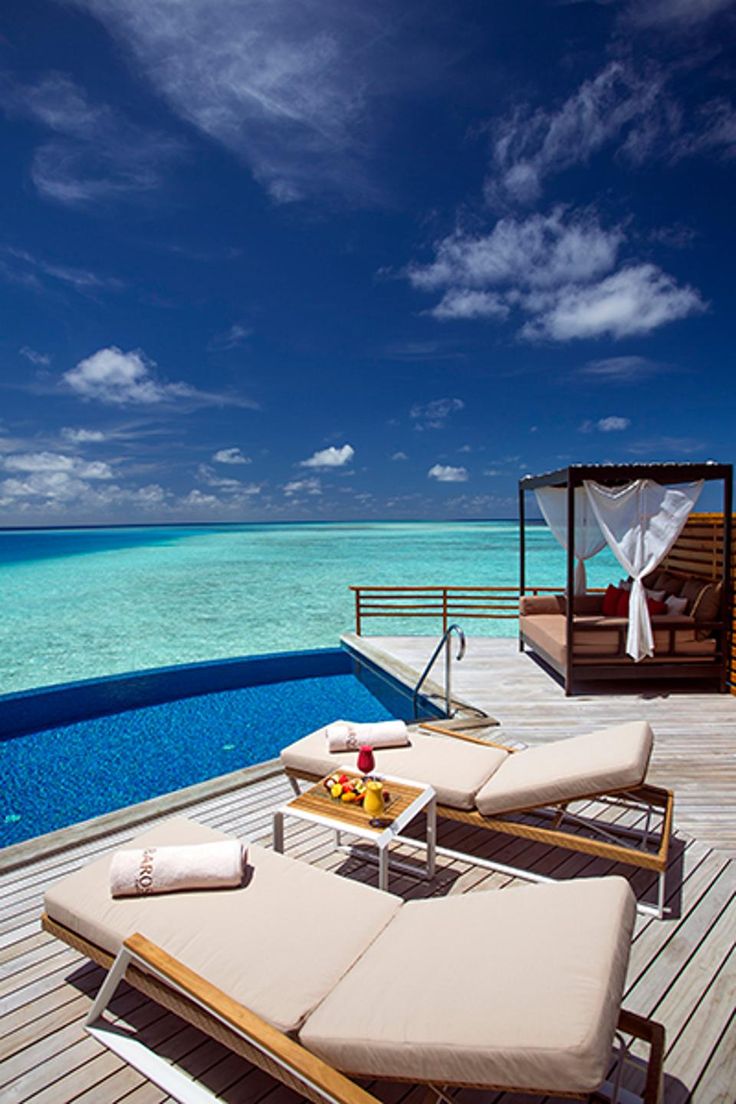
[378,844,389,891]
[426,798,437,880]
[273,810,284,853]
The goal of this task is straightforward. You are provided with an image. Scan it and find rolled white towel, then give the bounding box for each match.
[110,840,247,898]
[325,719,409,753]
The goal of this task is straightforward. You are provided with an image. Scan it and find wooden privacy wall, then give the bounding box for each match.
[659,512,735,692]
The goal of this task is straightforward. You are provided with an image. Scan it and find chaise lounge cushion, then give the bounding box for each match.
[300,877,636,1094]
[281,727,508,810]
[44,817,400,1034]
[475,721,653,816]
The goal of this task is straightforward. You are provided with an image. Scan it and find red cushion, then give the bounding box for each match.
[647,597,667,616]
[602,584,620,616]
[616,589,630,617]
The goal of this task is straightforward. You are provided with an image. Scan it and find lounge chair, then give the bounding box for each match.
[43,816,664,1104]
[280,720,673,918]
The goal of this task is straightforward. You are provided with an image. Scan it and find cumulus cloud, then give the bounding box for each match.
[62,346,258,408]
[522,264,706,341]
[391,451,408,460]
[213,447,251,464]
[408,208,622,297]
[61,427,106,443]
[410,397,464,430]
[299,444,354,469]
[1,451,113,479]
[197,463,261,495]
[579,416,631,433]
[407,208,705,342]
[284,477,322,496]
[487,63,665,207]
[63,0,430,204]
[428,463,468,483]
[63,348,192,405]
[0,72,182,206]
[429,290,509,321]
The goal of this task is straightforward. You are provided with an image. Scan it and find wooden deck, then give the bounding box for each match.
[347,635,736,858]
[1,638,735,1103]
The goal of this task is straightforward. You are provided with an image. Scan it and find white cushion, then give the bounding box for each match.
[281,727,508,810]
[44,817,400,1034]
[301,878,636,1094]
[475,721,653,816]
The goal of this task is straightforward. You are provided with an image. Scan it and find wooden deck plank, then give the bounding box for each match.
[2,639,735,1104]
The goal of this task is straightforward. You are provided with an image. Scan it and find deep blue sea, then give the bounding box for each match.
[0,521,618,695]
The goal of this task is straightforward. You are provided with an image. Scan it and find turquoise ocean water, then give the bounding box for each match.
[0,522,619,695]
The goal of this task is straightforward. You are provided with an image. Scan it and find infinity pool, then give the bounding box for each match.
[1,648,437,849]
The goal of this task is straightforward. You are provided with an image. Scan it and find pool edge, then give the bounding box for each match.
[0,756,282,874]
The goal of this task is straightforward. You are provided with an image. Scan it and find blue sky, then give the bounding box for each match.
[0,0,734,524]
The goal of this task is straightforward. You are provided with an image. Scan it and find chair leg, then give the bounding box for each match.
[617,1010,665,1104]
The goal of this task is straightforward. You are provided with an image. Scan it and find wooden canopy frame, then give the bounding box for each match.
[518,462,733,694]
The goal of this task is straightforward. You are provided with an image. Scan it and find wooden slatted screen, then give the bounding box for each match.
[659,512,735,693]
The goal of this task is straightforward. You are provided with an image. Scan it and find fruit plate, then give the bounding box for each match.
[313,772,399,817]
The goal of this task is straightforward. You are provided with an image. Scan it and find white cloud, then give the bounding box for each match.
[213,447,251,465]
[408,208,622,294]
[598,416,631,432]
[64,347,192,405]
[181,489,220,508]
[523,264,706,341]
[62,346,258,408]
[408,205,707,344]
[410,397,464,430]
[64,0,416,203]
[19,346,51,366]
[1,247,123,296]
[210,323,253,350]
[487,63,664,206]
[580,356,663,381]
[197,463,261,495]
[428,463,468,483]
[1,451,113,479]
[300,444,354,469]
[284,477,322,496]
[61,427,106,443]
[0,73,182,206]
[391,451,408,461]
[429,290,509,321]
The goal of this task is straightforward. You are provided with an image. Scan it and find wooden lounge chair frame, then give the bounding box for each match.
[42,914,665,1104]
[283,724,674,920]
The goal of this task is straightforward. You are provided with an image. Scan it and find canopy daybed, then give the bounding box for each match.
[518,463,733,695]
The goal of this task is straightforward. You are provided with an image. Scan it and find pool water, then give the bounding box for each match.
[1,672,403,848]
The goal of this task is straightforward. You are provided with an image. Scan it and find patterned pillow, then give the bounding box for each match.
[691,582,723,639]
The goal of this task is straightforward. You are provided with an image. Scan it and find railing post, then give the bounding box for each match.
[354,589,362,636]
[442,589,448,633]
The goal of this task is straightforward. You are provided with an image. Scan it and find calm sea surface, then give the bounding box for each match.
[0,521,619,694]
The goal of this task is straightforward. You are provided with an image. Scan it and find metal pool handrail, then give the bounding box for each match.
[412,623,466,719]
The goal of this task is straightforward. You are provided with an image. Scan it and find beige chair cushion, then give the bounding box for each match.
[301,877,636,1094]
[281,727,508,810]
[475,721,653,816]
[44,817,400,1035]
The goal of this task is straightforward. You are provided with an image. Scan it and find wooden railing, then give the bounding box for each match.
[659,512,735,694]
[350,585,559,635]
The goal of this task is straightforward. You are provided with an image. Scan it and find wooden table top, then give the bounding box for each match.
[286,771,427,835]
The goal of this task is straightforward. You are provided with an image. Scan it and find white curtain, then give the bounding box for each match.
[535,487,607,594]
[584,479,704,661]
